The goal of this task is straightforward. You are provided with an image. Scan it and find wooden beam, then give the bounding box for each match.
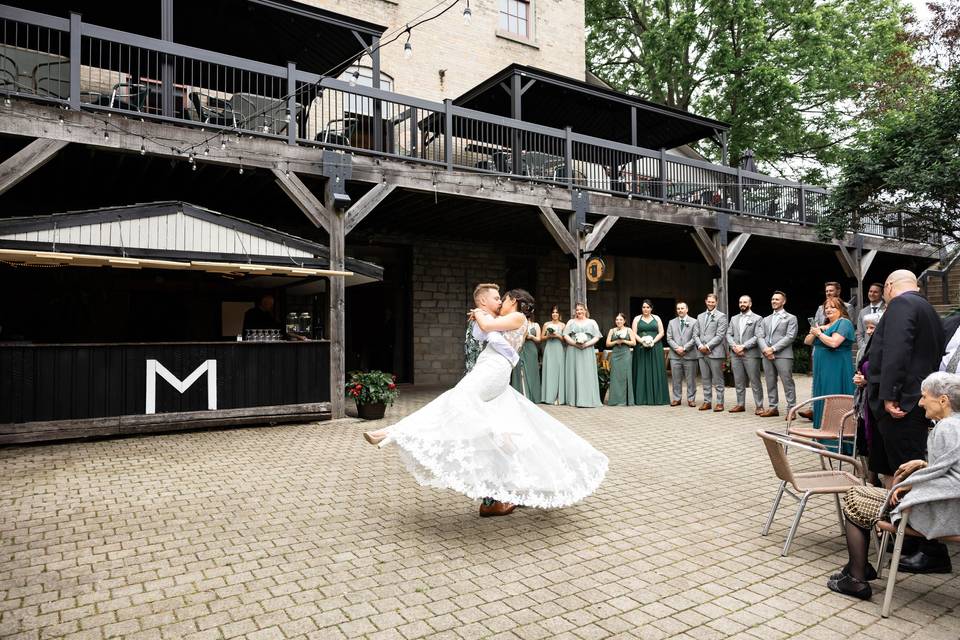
[584,215,620,254]
[273,169,332,234]
[861,249,878,277]
[568,213,586,313]
[725,232,751,266]
[344,183,396,236]
[537,205,577,255]
[834,241,859,279]
[0,102,936,260]
[0,138,68,196]
[691,226,721,267]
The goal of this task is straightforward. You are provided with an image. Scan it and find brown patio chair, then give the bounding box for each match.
[787,395,856,457]
[756,429,864,556]
[874,508,960,618]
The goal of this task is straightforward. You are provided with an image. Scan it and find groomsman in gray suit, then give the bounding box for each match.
[856,282,886,349]
[726,295,764,414]
[666,302,699,407]
[694,293,727,411]
[755,290,798,417]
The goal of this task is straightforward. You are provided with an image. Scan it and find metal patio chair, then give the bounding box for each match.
[756,429,864,556]
[874,508,960,617]
[786,395,856,457]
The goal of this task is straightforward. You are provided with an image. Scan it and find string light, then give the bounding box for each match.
[463,0,472,25]
[403,27,413,59]
[349,68,360,87]
[140,141,146,155]
[103,130,109,140]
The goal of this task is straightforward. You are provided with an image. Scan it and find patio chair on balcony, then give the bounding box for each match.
[232,93,300,135]
[33,61,71,100]
[189,92,237,127]
[0,54,19,92]
[756,429,864,556]
[108,82,148,112]
[316,118,358,148]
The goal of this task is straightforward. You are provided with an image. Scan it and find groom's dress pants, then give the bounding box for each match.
[670,358,697,402]
[699,357,724,404]
[731,356,764,407]
[762,356,795,410]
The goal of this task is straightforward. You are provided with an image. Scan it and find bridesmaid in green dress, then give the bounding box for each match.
[631,300,671,405]
[510,311,542,401]
[563,302,603,407]
[605,313,636,405]
[540,306,566,404]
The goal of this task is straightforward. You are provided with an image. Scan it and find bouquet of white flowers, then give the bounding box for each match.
[574,332,592,345]
[615,329,630,341]
[528,325,537,336]
[640,335,655,348]
[546,326,556,335]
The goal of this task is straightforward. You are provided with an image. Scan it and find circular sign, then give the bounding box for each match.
[586,257,606,283]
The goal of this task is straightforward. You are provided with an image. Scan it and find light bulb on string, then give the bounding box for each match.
[403,28,413,59]
[463,0,472,25]
[350,68,360,87]
[220,137,226,150]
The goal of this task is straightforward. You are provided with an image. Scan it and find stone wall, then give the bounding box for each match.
[301,0,586,100]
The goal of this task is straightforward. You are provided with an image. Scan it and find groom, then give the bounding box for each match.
[465,283,502,375]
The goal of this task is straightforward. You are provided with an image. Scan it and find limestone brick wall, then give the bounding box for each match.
[410,239,569,385]
[300,0,586,101]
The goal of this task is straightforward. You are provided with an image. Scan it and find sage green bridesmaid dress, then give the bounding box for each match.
[633,316,670,405]
[563,319,602,408]
[606,328,634,406]
[540,322,565,404]
[510,323,542,401]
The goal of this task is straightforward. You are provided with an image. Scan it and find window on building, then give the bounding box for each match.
[499,0,530,38]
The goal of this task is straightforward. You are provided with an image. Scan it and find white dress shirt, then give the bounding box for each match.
[942,325,960,373]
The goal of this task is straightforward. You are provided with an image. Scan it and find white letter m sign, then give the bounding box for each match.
[145,359,217,414]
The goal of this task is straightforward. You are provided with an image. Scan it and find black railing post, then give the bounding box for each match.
[287,62,297,145]
[659,148,668,201]
[735,167,743,213]
[69,12,81,110]
[798,188,806,225]
[409,107,418,158]
[564,126,573,190]
[160,0,174,118]
[443,99,453,171]
[372,35,383,153]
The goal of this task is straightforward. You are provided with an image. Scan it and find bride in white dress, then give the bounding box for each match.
[363,289,608,516]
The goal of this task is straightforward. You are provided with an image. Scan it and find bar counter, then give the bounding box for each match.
[0,340,330,444]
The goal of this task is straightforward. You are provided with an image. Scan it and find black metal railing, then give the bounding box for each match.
[0,5,912,241]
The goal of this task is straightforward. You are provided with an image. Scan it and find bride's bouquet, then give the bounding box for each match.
[574,331,593,345]
[639,335,655,348]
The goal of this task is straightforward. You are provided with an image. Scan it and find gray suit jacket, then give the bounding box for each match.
[694,310,727,358]
[666,316,698,360]
[727,311,763,358]
[756,311,798,358]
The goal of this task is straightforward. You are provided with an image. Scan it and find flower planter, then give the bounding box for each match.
[356,402,386,420]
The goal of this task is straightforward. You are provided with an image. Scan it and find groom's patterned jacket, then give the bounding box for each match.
[464,320,487,375]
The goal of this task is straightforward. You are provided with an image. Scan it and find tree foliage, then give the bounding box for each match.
[820,1,960,245]
[585,0,923,181]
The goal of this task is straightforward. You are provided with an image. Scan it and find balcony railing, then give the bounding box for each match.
[0,5,911,241]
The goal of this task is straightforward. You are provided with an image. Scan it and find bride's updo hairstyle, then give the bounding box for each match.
[505,288,535,319]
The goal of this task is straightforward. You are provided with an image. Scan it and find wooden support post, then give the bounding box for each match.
[0,138,69,196]
[344,183,395,235]
[325,180,346,420]
[568,214,586,314]
[537,205,577,255]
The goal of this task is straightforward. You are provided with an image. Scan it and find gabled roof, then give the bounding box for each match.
[454,64,730,150]
[0,201,383,280]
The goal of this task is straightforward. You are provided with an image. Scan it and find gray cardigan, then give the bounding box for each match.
[892,414,960,538]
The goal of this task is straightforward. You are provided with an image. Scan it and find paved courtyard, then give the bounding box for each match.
[1,375,959,640]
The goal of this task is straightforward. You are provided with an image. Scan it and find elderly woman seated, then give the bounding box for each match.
[828,371,960,600]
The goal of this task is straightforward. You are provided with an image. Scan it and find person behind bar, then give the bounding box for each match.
[243,293,280,334]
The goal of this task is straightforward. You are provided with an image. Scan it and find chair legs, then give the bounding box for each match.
[881,516,910,618]
[834,494,846,535]
[762,481,787,536]
[783,493,810,556]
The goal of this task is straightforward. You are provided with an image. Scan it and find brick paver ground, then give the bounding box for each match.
[2,375,958,639]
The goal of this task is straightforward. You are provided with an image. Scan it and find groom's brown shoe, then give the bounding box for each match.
[670,400,681,407]
[479,501,516,517]
[759,408,780,418]
[699,403,712,411]
[729,405,745,413]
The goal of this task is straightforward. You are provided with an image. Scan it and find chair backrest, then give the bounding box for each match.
[33,61,70,99]
[0,54,17,88]
[814,395,855,437]
[756,430,797,488]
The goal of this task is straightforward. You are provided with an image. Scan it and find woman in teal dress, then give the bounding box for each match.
[605,313,636,405]
[563,302,602,407]
[631,300,671,405]
[510,311,542,401]
[540,306,566,404]
[809,298,857,434]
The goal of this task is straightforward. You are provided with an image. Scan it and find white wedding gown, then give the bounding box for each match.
[380,321,608,508]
